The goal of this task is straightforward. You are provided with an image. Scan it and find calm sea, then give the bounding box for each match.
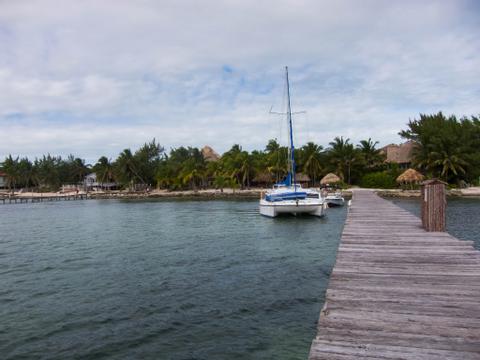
[0,199,347,360]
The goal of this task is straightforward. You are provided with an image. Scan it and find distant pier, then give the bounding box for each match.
[309,190,480,359]
[0,194,89,204]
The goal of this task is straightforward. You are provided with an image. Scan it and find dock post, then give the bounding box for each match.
[421,179,446,232]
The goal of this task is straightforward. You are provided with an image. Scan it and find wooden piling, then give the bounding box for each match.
[421,179,447,232]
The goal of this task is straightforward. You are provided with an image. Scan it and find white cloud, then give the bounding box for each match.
[0,0,479,161]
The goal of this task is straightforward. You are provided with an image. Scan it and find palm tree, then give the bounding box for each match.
[17,157,34,190]
[115,149,145,189]
[328,137,356,184]
[33,155,62,190]
[181,168,202,190]
[357,138,383,169]
[134,139,164,185]
[300,142,323,186]
[265,139,280,154]
[93,156,115,189]
[238,152,254,188]
[68,155,90,183]
[430,150,469,182]
[2,155,20,192]
[213,174,227,192]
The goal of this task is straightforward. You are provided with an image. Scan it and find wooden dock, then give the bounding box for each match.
[309,190,480,360]
[0,194,89,204]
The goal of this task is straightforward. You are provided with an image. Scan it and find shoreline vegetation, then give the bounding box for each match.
[1,112,480,193]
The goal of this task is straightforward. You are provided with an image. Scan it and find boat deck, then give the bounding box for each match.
[309,190,480,360]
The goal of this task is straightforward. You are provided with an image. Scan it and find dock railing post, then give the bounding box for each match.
[421,179,447,232]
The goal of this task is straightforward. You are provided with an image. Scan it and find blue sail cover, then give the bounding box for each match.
[266,172,307,202]
[276,173,292,187]
[265,191,307,202]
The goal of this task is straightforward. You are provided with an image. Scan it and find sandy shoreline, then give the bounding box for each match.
[377,187,480,198]
[2,187,480,199]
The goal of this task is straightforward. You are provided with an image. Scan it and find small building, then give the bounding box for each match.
[201,145,220,162]
[83,173,118,191]
[252,172,273,187]
[396,168,425,189]
[295,173,311,186]
[380,141,416,169]
[0,171,6,188]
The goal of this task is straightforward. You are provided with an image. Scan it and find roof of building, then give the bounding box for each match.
[201,145,220,162]
[381,141,416,164]
[396,168,425,183]
[295,173,311,182]
[253,171,272,183]
[320,173,341,185]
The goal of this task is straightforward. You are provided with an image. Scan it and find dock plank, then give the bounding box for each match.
[308,190,480,360]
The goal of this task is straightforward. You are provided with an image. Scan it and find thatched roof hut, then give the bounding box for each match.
[295,173,310,184]
[252,172,273,185]
[201,145,220,162]
[396,168,425,183]
[320,173,341,185]
[381,141,416,166]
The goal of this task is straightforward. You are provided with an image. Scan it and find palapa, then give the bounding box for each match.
[201,145,220,162]
[295,173,311,183]
[320,173,341,185]
[396,168,425,183]
[253,172,273,184]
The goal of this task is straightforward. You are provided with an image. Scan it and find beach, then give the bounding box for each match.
[3,187,480,200]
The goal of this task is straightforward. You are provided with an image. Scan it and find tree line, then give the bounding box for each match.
[1,112,479,191]
[0,137,388,191]
[399,112,480,185]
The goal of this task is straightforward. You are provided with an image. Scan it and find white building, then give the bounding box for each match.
[84,173,117,190]
[0,171,7,189]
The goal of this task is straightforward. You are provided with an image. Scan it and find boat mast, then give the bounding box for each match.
[285,66,296,188]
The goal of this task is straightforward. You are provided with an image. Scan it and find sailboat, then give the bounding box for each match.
[259,67,326,217]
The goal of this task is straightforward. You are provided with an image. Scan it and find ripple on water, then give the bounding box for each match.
[0,199,347,360]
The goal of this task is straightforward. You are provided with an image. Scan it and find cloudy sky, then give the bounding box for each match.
[1,0,479,163]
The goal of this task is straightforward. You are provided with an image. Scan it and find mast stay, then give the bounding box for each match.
[269,66,305,188]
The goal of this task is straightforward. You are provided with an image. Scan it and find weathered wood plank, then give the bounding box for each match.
[323,308,480,329]
[329,272,480,287]
[309,189,480,360]
[310,340,480,360]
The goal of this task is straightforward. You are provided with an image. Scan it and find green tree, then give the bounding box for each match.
[399,112,475,183]
[327,137,357,185]
[33,155,62,190]
[2,155,20,191]
[299,142,323,186]
[65,155,90,183]
[93,156,115,187]
[134,139,164,186]
[114,149,144,188]
[264,139,288,183]
[17,157,34,189]
[357,138,384,170]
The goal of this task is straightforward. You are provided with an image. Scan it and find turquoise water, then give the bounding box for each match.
[0,200,347,359]
[390,197,480,249]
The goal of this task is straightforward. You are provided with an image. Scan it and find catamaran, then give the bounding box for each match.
[259,67,326,217]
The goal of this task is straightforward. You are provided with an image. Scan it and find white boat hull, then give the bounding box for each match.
[259,199,326,217]
[325,197,345,207]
